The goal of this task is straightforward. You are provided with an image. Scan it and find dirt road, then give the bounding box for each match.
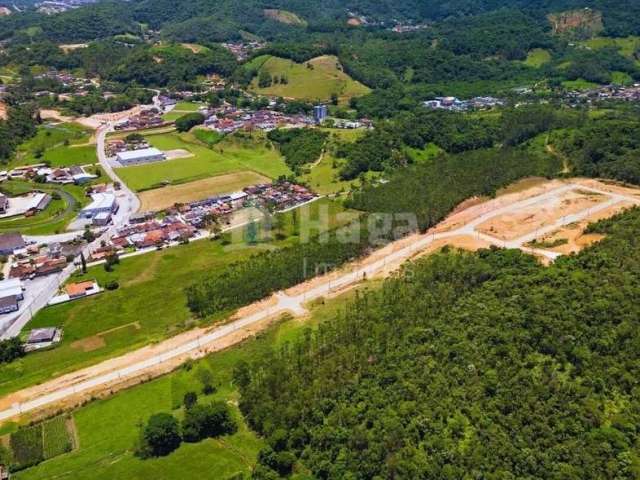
[1,179,638,422]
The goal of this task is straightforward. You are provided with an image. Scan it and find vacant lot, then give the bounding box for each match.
[13,286,363,480]
[139,171,270,211]
[116,130,291,191]
[248,55,370,104]
[476,188,608,241]
[524,48,552,68]
[0,199,354,398]
[10,122,95,169]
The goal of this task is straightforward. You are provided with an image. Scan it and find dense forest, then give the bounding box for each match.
[237,206,640,479]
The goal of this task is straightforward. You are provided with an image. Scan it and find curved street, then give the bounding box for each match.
[1,181,636,421]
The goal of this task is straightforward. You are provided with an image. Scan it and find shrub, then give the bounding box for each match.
[105,281,119,291]
[181,402,237,442]
[138,413,181,458]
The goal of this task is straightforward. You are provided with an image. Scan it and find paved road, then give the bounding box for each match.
[0,121,141,339]
[1,182,636,420]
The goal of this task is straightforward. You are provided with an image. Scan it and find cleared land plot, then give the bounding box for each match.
[13,286,365,480]
[248,55,370,104]
[139,171,270,211]
[0,199,355,398]
[476,188,608,241]
[116,131,291,191]
[10,122,95,169]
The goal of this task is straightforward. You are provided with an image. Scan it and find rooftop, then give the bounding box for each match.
[117,148,165,162]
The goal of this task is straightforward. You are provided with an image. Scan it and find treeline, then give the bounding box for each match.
[346,147,561,230]
[337,105,579,179]
[555,113,640,184]
[237,205,640,479]
[186,229,368,318]
[0,40,238,89]
[267,128,328,173]
[0,104,38,163]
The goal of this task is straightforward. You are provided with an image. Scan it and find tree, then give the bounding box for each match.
[175,112,205,132]
[181,402,237,443]
[80,252,87,274]
[139,413,181,458]
[184,391,198,410]
[197,367,216,395]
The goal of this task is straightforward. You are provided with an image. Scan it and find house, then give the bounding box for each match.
[25,327,62,351]
[0,295,19,314]
[80,193,118,220]
[0,232,25,255]
[116,148,166,166]
[35,258,67,277]
[65,280,99,299]
[0,194,8,214]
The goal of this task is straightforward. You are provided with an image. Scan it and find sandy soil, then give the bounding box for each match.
[39,109,75,123]
[0,102,6,121]
[59,44,88,53]
[528,201,634,255]
[476,189,607,241]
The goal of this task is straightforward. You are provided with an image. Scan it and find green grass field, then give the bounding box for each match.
[115,130,291,191]
[523,48,552,68]
[0,199,358,398]
[611,71,634,85]
[406,143,444,163]
[14,284,372,480]
[562,78,599,90]
[10,123,95,169]
[162,101,206,122]
[298,128,369,195]
[247,55,371,104]
[581,36,640,58]
[0,180,95,235]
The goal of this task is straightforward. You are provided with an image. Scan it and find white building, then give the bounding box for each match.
[80,193,118,222]
[116,148,166,166]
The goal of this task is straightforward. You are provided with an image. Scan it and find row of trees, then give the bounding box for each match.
[238,205,640,479]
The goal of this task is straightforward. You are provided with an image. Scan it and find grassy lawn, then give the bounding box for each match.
[247,55,370,104]
[0,199,358,398]
[562,78,599,90]
[10,123,95,169]
[406,143,444,163]
[581,35,640,58]
[298,128,368,195]
[14,282,372,480]
[611,71,634,85]
[524,48,552,68]
[115,130,291,191]
[162,102,205,122]
[0,180,95,235]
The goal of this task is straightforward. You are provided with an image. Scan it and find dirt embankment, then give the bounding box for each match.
[548,8,603,37]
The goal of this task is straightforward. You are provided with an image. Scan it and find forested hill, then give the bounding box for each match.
[237,207,640,479]
[1,0,640,43]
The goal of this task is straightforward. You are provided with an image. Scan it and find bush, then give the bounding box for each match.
[105,281,119,291]
[139,413,181,458]
[181,402,237,443]
[0,337,25,364]
[175,112,205,132]
[183,391,198,410]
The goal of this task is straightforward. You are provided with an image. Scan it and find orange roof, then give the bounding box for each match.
[66,281,94,297]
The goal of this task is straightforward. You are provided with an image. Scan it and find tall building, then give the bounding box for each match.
[313,104,328,124]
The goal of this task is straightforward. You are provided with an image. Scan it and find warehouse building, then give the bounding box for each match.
[116,147,166,166]
[80,193,119,224]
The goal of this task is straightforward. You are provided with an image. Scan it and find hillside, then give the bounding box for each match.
[247,55,370,104]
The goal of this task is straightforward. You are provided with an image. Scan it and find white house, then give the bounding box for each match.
[116,148,166,166]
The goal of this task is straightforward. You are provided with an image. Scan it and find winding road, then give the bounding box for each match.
[1,181,637,421]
